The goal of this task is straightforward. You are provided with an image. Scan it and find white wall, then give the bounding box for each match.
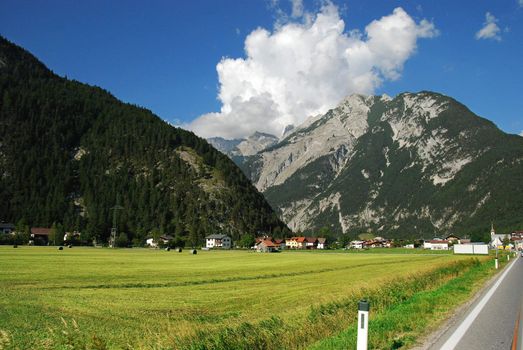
[454,244,488,255]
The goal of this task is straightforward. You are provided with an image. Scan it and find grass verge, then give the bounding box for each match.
[170,258,490,349]
[310,254,507,349]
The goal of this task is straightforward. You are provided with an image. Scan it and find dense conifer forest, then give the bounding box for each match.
[0,36,289,246]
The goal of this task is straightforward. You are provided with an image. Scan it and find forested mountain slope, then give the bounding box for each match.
[0,36,288,245]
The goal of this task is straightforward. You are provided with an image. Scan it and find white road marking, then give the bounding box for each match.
[441,255,519,350]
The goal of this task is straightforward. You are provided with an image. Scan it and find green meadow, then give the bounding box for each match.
[0,247,490,349]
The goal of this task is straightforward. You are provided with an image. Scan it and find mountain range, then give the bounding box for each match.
[211,92,523,241]
[0,36,288,245]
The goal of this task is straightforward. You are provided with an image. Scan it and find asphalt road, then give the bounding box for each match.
[427,254,523,350]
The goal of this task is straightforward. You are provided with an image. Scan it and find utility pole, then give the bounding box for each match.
[110,195,123,248]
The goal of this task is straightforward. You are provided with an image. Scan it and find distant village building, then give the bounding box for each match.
[424,239,449,250]
[285,237,306,249]
[511,231,523,251]
[445,234,461,244]
[285,237,297,249]
[30,227,51,244]
[317,238,327,249]
[256,239,278,253]
[146,235,174,248]
[283,236,325,249]
[489,224,508,249]
[350,240,365,249]
[273,239,286,250]
[63,231,81,242]
[0,223,15,235]
[305,237,317,249]
[205,234,232,249]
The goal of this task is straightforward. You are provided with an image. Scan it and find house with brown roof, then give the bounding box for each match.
[295,237,307,249]
[256,239,279,253]
[30,227,51,245]
[273,238,286,250]
[305,237,318,249]
[445,234,461,244]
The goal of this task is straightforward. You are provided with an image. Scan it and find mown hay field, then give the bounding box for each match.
[0,246,484,349]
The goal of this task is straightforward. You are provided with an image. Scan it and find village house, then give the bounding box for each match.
[255,236,272,244]
[511,236,523,251]
[317,237,327,249]
[295,237,307,249]
[490,224,510,249]
[146,234,174,248]
[30,227,51,245]
[63,231,81,242]
[373,237,392,247]
[445,234,461,244]
[512,231,523,240]
[0,223,15,235]
[273,238,286,250]
[285,236,308,249]
[255,239,278,253]
[285,237,297,249]
[424,239,449,250]
[205,234,232,249]
[305,237,317,249]
[349,240,365,249]
[366,239,384,248]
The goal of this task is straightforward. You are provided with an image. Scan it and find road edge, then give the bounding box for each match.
[410,255,519,350]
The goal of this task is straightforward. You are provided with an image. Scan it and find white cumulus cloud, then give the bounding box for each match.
[190,4,438,139]
[475,12,501,41]
[520,130,523,137]
[291,0,304,18]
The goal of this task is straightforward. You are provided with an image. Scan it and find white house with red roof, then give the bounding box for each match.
[255,239,278,253]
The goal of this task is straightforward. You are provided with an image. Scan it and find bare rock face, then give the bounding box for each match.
[211,91,523,238]
[208,132,278,158]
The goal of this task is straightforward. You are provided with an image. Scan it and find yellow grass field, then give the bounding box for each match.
[0,246,482,349]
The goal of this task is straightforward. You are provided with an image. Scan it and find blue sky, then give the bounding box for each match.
[1,0,522,137]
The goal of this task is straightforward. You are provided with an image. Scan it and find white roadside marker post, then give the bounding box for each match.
[357,300,370,350]
[495,247,498,269]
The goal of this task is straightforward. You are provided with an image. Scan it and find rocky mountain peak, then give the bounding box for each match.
[233,90,523,238]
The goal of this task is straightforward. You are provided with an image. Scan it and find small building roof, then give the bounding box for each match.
[0,223,15,229]
[31,227,51,235]
[206,234,229,239]
[258,240,277,248]
[317,238,327,244]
